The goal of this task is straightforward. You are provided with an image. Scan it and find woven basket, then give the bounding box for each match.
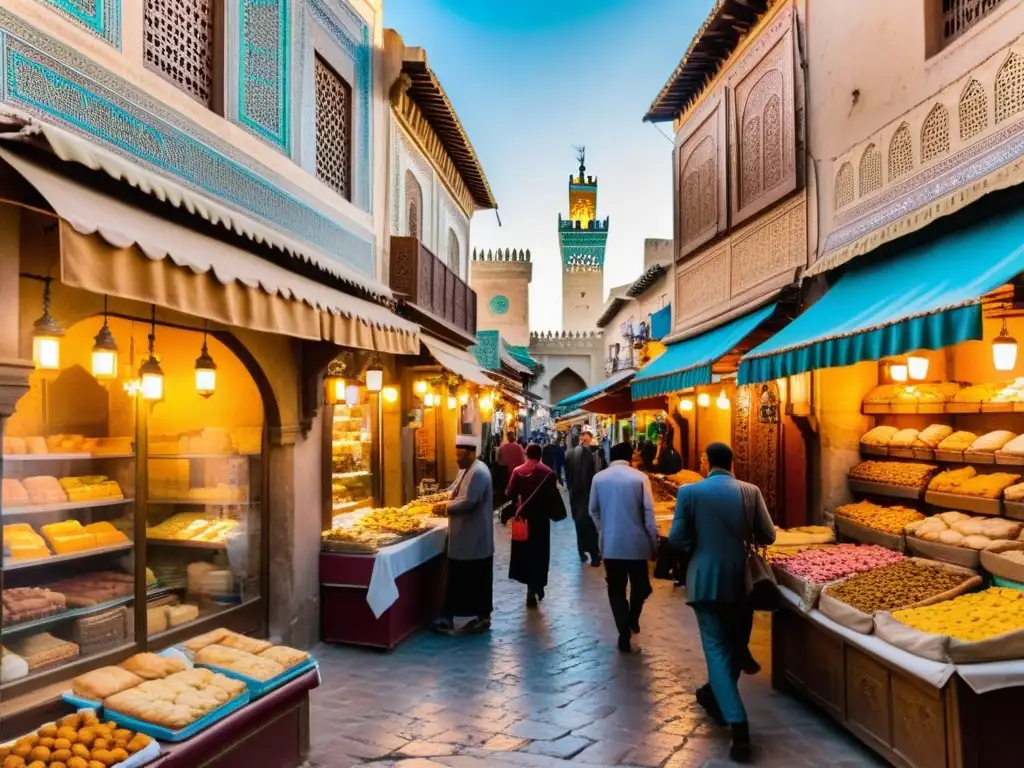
[72,606,128,656]
[22,641,80,673]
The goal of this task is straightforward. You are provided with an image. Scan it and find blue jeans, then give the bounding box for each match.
[693,604,753,724]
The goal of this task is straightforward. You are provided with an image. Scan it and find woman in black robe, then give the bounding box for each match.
[502,443,567,606]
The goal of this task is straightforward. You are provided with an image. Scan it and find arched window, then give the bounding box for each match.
[888,123,914,181]
[834,162,854,210]
[447,228,460,273]
[959,79,988,140]
[405,170,422,239]
[920,104,950,162]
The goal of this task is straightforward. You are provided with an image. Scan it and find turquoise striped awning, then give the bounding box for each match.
[554,368,636,414]
[631,303,776,399]
[739,204,1024,386]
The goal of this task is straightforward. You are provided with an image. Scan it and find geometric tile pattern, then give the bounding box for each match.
[39,0,120,48]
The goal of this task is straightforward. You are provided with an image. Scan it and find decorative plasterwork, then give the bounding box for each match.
[38,0,120,48]
[0,7,375,276]
[727,5,797,226]
[818,37,1024,276]
[237,0,291,151]
[675,191,805,333]
[391,76,476,218]
[675,89,727,260]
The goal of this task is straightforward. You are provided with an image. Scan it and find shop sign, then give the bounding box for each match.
[759,385,780,424]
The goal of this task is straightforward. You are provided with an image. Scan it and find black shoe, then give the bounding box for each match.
[630,618,641,634]
[742,653,762,676]
[429,616,454,633]
[696,684,726,726]
[580,553,588,563]
[591,555,602,568]
[730,722,752,763]
[536,586,545,601]
[617,634,632,653]
[526,592,538,608]
[463,616,491,634]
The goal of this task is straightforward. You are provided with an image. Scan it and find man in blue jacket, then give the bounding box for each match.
[668,442,776,763]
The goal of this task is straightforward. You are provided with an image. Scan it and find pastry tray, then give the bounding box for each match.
[0,730,161,768]
[935,450,965,463]
[995,453,1024,466]
[905,536,982,569]
[862,403,890,414]
[860,444,889,457]
[321,530,429,554]
[918,403,947,414]
[924,490,1003,516]
[962,451,996,465]
[888,447,918,459]
[981,402,1015,413]
[1002,500,1024,521]
[61,648,193,713]
[913,448,937,461]
[105,687,251,742]
[834,516,905,551]
[889,403,920,415]
[848,479,925,500]
[195,657,317,699]
[946,403,982,413]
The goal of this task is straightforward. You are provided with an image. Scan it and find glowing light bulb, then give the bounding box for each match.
[382,386,399,404]
[697,392,710,408]
[907,356,929,381]
[716,389,730,410]
[890,363,908,382]
[679,399,694,413]
[994,319,1018,372]
[414,380,428,396]
[448,396,457,410]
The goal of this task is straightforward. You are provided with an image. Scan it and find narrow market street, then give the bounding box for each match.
[305,512,885,768]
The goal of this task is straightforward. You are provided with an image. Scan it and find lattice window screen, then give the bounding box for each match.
[834,162,854,210]
[314,55,352,201]
[144,0,215,106]
[406,170,422,239]
[888,124,914,181]
[959,79,988,139]
[921,104,950,161]
[447,229,460,273]
[941,0,1006,48]
[995,52,1024,124]
[763,95,784,190]
[859,144,882,197]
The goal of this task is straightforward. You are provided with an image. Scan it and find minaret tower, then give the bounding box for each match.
[560,147,609,331]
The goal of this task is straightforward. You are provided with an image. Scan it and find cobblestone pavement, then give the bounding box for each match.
[305,506,885,768]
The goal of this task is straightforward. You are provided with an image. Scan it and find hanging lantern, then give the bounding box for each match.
[458,391,469,406]
[994,318,1018,372]
[91,298,119,381]
[194,332,217,398]
[139,308,164,401]
[890,363,909,382]
[424,392,435,407]
[31,277,63,371]
[414,380,428,396]
[382,386,399,404]
[697,392,710,408]
[344,384,361,405]
[447,396,457,410]
[907,355,929,381]
[480,394,494,412]
[679,399,694,413]
[716,389,730,410]
[365,356,383,393]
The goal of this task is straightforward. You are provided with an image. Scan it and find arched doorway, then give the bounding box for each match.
[550,367,587,406]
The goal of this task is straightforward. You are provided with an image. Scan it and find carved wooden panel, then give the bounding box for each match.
[734,383,780,518]
[846,648,891,748]
[728,5,797,226]
[389,236,476,335]
[674,245,729,330]
[730,194,806,299]
[802,621,845,721]
[891,672,947,768]
[675,89,728,261]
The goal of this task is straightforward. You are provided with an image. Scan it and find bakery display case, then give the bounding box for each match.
[1,317,269,721]
[328,396,375,517]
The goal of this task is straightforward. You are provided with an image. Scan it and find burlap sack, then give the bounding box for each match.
[834,516,905,552]
[906,536,982,568]
[773,565,833,612]
[875,611,1024,663]
[818,558,981,635]
[981,550,1024,584]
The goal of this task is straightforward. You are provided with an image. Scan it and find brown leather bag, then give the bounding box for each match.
[740,482,778,610]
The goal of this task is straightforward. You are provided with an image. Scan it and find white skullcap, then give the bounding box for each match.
[455,434,481,451]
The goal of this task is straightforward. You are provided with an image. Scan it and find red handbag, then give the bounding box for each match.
[511,515,529,542]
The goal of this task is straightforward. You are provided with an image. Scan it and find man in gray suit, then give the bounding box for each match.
[564,427,603,566]
[668,442,775,763]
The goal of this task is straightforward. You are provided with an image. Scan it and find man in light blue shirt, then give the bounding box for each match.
[589,442,658,653]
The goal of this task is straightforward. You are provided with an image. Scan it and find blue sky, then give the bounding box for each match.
[384,0,714,330]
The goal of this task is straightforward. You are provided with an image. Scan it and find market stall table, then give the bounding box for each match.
[773,585,1024,768]
[320,522,448,649]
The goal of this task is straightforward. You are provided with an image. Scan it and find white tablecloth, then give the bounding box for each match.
[366,522,448,618]
[778,586,1024,693]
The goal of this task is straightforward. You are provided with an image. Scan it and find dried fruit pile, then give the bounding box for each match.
[824,560,972,614]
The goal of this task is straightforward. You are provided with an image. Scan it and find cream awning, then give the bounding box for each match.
[423,338,493,387]
[1,150,419,354]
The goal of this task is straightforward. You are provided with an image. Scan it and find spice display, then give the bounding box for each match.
[906,511,1024,550]
[834,500,924,535]
[891,587,1024,641]
[0,711,154,766]
[849,460,937,488]
[824,560,973,614]
[775,544,903,583]
[968,431,1018,453]
[937,431,978,451]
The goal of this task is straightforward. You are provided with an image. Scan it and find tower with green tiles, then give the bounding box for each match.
[560,147,608,332]
[469,247,533,347]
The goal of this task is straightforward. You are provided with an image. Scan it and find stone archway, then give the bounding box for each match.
[550,367,587,406]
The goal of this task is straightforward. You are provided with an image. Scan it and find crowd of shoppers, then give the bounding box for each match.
[434,425,775,764]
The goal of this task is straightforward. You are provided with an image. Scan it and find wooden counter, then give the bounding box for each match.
[772,605,1020,768]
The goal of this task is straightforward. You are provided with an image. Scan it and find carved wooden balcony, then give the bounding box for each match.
[390,236,477,341]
